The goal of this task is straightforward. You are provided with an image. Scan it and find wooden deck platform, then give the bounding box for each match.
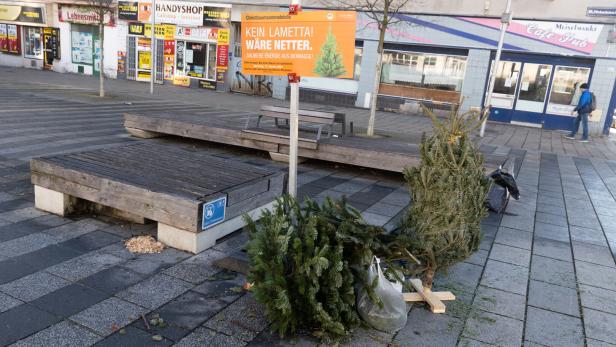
[125,109,507,173]
[31,142,286,253]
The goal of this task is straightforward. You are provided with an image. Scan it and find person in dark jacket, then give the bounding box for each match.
[565,83,592,143]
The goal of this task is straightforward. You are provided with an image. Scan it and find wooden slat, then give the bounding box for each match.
[403,292,455,302]
[262,105,336,121]
[409,279,446,314]
[259,110,335,125]
[241,129,319,150]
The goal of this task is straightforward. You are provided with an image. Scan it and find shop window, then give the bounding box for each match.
[353,47,362,81]
[23,26,43,59]
[232,22,241,58]
[381,50,467,92]
[547,66,591,115]
[492,61,521,96]
[424,56,437,66]
[176,40,217,81]
[71,24,99,70]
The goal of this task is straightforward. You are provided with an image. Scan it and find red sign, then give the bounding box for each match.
[216,44,228,69]
[7,24,20,54]
[0,24,7,52]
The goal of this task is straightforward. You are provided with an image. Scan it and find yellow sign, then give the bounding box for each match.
[0,5,22,21]
[137,70,151,80]
[138,51,151,69]
[173,75,190,87]
[144,24,176,40]
[241,11,356,78]
[217,29,229,45]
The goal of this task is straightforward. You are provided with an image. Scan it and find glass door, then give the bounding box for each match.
[515,63,552,114]
[488,61,522,123]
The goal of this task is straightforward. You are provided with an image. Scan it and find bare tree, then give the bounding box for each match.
[321,0,412,136]
[86,0,114,97]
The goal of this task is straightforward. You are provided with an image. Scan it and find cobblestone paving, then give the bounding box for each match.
[0,68,615,346]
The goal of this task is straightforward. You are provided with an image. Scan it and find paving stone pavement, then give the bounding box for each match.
[0,68,615,346]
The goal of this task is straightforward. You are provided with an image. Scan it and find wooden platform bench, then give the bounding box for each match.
[241,106,345,150]
[30,142,286,254]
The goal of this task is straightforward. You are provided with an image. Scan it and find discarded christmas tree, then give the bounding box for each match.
[400,106,490,290]
[245,196,391,340]
[314,27,346,78]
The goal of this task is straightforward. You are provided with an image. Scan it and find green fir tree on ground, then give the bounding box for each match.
[244,196,392,341]
[314,27,346,78]
[399,106,490,289]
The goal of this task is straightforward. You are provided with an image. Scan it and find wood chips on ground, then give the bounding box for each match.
[125,235,165,253]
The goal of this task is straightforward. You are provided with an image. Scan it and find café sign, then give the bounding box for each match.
[460,17,603,54]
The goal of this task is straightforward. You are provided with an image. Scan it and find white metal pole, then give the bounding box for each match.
[288,0,301,197]
[150,0,156,94]
[289,81,299,197]
[479,0,512,137]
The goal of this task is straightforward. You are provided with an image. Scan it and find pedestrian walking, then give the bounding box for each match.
[565,83,594,143]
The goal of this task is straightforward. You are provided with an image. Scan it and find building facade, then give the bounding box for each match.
[1,0,615,135]
[293,12,616,135]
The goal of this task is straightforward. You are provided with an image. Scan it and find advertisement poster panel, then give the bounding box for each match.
[203,6,230,28]
[7,24,20,54]
[0,24,7,52]
[118,2,139,20]
[216,28,229,71]
[164,40,175,79]
[241,11,356,78]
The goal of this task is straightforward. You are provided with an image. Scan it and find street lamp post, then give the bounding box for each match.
[287,0,301,197]
[479,0,512,137]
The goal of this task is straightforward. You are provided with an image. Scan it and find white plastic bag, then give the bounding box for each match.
[357,256,408,333]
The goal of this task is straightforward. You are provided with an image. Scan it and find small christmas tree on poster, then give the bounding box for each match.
[314,27,346,78]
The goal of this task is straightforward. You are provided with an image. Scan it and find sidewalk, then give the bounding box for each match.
[4,66,616,161]
[1,66,616,346]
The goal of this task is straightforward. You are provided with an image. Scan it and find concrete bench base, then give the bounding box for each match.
[269,152,307,164]
[35,185,147,224]
[34,185,76,217]
[158,200,275,254]
[125,127,163,139]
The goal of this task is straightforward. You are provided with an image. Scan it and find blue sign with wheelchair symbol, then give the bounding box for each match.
[202,196,227,230]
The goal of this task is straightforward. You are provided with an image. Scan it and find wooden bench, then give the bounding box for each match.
[31,142,286,254]
[241,106,345,149]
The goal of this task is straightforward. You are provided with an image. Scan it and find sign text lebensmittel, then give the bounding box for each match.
[241,11,356,78]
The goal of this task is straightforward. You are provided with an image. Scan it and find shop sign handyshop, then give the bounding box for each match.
[241,11,356,78]
[119,1,230,27]
[59,5,114,25]
[0,4,44,24]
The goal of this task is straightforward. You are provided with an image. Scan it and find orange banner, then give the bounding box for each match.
[241,11,356,78]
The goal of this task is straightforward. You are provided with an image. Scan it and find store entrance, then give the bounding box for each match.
[488,55,593,130]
